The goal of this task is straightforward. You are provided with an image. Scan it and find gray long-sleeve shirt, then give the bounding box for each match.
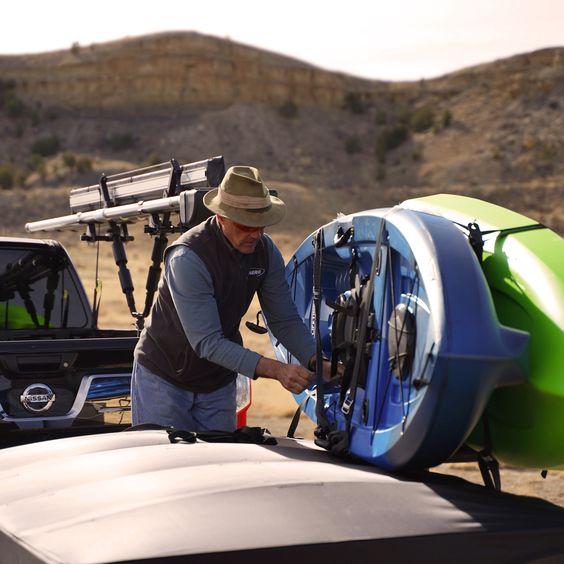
[165,236,315,379]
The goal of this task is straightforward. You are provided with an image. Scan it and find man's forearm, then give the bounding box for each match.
[255,356,286,380]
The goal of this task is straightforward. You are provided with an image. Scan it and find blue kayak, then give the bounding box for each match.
[268,205,528,471]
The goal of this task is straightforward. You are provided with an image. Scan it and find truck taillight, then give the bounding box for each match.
[235,374,252,428]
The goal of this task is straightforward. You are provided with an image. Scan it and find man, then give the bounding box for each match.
[132,165,325,432]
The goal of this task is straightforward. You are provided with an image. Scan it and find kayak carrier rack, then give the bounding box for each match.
[25,156,226,331]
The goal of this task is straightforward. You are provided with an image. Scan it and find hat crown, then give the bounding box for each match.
[216,166,272,211]
[221,166,267,200]
[203,164,286,227]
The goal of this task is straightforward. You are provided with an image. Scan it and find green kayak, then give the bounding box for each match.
[402,194,564,469]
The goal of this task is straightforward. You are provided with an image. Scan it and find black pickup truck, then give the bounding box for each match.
[0,236,137,446]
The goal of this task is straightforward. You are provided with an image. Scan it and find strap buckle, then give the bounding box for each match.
[341,394,354,415]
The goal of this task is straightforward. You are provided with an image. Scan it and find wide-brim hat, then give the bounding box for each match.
[203,165,286,227]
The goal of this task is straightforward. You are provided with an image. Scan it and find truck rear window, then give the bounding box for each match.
[0,246,89,330]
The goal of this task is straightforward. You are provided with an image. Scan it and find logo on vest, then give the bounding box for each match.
[248,267,265,277]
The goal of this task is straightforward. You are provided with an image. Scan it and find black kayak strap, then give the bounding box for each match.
[477,411,501,491]
[453,221,547,237]
[454,220,547,264]
[127,424,278,445]
[313,228,331,431]
[287,375,341,439]
[341,218,386,421]
[287,393,313,438]
[168,427,278,445]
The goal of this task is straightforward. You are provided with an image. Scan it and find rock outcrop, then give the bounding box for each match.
[0,31,381,112]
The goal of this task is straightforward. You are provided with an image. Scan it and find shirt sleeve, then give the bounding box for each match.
[258,237,316,367]
[165,246,262,379]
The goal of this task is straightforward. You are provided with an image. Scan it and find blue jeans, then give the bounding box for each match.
[131,360,237,432]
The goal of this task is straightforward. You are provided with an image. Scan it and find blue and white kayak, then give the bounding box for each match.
[269,205,528,471]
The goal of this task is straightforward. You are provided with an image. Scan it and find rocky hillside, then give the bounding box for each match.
[0,32,378,112]
[0,31,563,232]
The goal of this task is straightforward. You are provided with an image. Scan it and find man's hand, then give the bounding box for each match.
[255,357,313,394]
[276,363,314,393]
[308,354,344,382]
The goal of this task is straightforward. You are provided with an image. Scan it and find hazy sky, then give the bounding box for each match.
[2,0,563,81]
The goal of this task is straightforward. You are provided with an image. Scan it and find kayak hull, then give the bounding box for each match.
[270,204,528,470]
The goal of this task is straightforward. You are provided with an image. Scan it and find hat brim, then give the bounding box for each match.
[203,189,286,227]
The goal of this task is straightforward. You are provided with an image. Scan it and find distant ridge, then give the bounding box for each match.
[1,32,562,114]
[0,31,381,112]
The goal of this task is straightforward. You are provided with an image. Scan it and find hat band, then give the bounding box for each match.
[219,189,271,210]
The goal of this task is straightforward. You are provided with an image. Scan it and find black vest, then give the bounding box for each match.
[135,216,269,392]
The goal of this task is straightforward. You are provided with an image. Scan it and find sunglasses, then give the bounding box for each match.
[217,215,265,233]
[232,221,265,233]
[220,220,264,233]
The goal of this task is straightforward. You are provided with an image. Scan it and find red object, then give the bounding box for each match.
[236,381,252,428]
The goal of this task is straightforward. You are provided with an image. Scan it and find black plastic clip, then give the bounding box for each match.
[477,450,501,491]
[468,222,484,263]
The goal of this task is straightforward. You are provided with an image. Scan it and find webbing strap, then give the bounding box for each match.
[287,392,313,438]
[42,270,59,329]
[127,424,277,446]
[481,222,546,237]
[452,220,547,236]
[477,412,501,491]
[312,228,331,431]
[288,376,341,439]
[18,285,40,328]
[341,218,386,426]
[348,247,359,289]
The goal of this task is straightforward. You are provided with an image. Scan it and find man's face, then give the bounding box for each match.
[219,216,265,254]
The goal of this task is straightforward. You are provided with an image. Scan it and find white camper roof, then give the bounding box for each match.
[0,430,563,563]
